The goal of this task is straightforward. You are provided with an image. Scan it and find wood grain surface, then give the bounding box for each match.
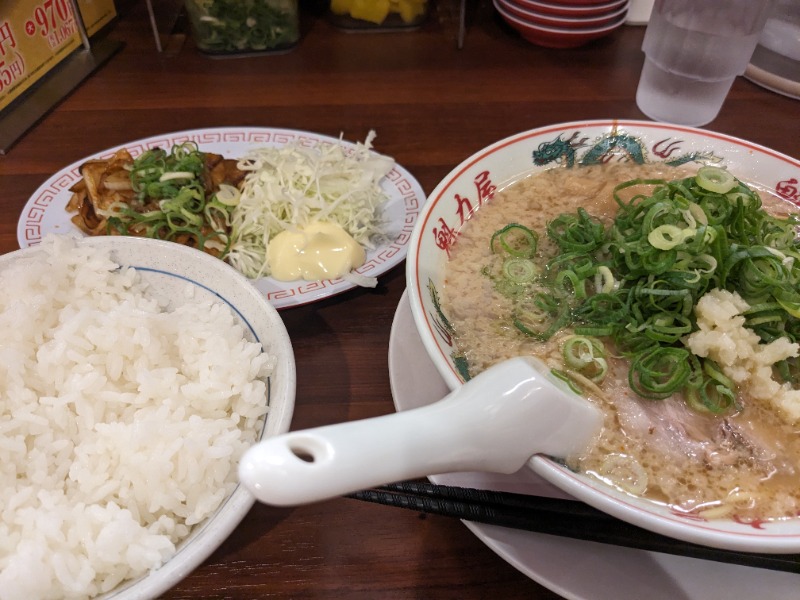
[1,1,798,598]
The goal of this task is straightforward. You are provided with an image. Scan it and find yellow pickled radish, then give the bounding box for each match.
[397,0,425,22]
[330,0,353,15]
[350,0,391,24]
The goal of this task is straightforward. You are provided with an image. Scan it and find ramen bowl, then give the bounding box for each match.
[405,119,800,553]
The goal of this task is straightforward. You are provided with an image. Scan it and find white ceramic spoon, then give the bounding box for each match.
[238,356,602,506]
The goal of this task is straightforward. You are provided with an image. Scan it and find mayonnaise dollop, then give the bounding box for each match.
[267,222,366,282]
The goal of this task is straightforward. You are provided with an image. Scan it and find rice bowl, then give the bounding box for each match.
[0,235,296,599]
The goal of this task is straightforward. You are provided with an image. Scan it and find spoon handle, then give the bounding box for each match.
[239,357,602,506]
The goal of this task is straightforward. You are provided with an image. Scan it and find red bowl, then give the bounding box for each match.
[493,0,626,48]
[498,0,630,28]
[541,0,624,4]
[509,0,628,17]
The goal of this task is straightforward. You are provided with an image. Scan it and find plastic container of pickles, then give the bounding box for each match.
[329,0,429,31]
[184,0,300,56]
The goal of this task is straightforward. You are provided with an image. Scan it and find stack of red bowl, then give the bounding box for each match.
[494,0,630,48]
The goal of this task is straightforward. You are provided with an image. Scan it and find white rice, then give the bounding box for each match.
[0,236,274,600]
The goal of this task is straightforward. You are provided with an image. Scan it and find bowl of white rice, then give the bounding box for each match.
[0,234,296,600]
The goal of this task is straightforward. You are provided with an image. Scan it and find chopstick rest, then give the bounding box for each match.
[347,481,800,574]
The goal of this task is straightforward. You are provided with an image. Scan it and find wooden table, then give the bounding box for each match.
[1,2,798,598]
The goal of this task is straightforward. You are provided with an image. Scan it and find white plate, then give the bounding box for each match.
[388,289,800,600]
[17,127,427,309]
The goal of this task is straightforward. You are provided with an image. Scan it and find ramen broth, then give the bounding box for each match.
[443,162,800,521]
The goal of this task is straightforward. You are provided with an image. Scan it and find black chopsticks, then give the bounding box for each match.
[346,480,800,574]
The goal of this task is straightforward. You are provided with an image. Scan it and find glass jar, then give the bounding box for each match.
[184,0,300,56]
[328,0,429,31]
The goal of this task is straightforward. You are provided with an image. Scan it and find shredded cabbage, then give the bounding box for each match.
[226,131,394,280]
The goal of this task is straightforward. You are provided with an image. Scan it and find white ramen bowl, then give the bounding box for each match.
[0,235,296,599]
[406,119,800,553]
